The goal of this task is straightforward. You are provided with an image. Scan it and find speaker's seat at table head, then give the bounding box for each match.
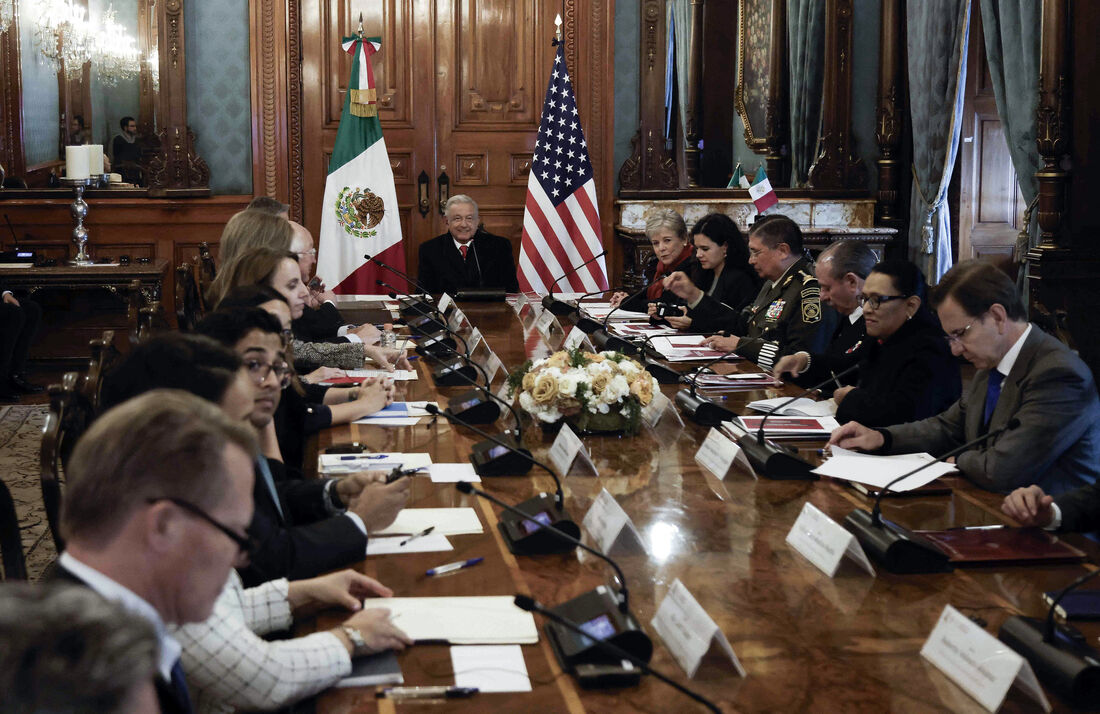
[418,194,519,295]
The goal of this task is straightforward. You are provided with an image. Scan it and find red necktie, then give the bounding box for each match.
[459,245,468,259]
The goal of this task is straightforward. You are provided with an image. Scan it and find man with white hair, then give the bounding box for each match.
[418,194,519,294]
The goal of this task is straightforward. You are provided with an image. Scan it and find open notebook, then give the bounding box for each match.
[360,596,539,644]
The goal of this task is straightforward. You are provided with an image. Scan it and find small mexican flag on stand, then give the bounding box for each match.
[727,164,751,189]
[316,33,406,294]
[747,166,778,213]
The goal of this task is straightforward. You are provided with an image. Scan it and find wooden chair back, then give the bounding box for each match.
[0,479,26,580]
[41,372,91,553]
[81,330,119,412]
[126,278,144,348]
[175,262,203,331]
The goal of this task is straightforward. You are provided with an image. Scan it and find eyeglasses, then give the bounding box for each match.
[295,248,317,257]
[148,497,257,559]
[749,246,772,259]
[944,320,976,344]
[857,293,908,311]
[245,358,292,388]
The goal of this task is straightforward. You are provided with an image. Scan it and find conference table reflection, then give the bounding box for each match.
[305,300,1098,714]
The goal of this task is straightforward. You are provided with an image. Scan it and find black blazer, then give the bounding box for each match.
[239,457,367,587]
[51,565,191,714]
[621,253,701,314]
[272,385,332,472]
[417,229,519,295]
[790,313,866,392]
[1055,483,1100,534]
[292,302,349,343]
[685,264,760,333]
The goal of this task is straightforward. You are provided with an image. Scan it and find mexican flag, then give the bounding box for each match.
[727,164,751,189]
[316,35,406,295]
[748,166,778,213]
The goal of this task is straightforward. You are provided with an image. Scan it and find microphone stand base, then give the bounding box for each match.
[446,391,501,424]
[470,435,534,477]
[999,615,1100,708]
[545,586,654,671]
[405,314,449,336]
[398,297,434,317]
[574,316,603,334]
[542,295,579,318]
[736,436,817,480]
[844,509,953,574]
[674,389,736,426]
[414,333,458,359]
[455,288,506,301]
[497,492,579,555]
[431,363,480,387]
[645,361,680,384]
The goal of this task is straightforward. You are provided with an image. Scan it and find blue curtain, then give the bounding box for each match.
[979,0,1042,264]
[787,0,825,187]
[906,0,971,282]
[665,0,692,147]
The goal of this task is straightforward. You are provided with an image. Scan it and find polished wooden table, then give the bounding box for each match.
[308,300,1098,713]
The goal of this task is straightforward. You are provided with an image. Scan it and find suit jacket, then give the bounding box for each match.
[1054,482,1100,534]
[239,457,367,588]
[884,326,1100,495]
[418,230,519,294]
[51,565,190,714]
[292,302,350,343]
[685,264,760,334]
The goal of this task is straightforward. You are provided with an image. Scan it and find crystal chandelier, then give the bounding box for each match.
[0,0,14,36]
[32,0,92,80]
[92,6,141,86]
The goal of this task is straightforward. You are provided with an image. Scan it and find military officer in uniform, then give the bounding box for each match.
[663,214,835,371]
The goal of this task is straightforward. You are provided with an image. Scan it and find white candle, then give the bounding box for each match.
[87,145,104,174]
[66,145,90,179]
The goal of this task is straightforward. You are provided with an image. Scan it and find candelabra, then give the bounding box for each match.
[61,177,97,266]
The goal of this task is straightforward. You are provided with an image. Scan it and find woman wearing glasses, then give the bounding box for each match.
[773,260,960,427]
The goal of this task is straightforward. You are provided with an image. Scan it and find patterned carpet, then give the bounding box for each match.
[0,405,56,580]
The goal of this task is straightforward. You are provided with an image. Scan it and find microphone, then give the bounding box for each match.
[596,277,663,354]
[514,596,718,710]
[844,417,1022,574]
[673,346,743,427]
[999,568,1100,708]
[734,362,861,481]
[428,337,525,429]
[377,281,447,335]
[423,402,537,480]
[542,249,608,317]
[364,253,434,315]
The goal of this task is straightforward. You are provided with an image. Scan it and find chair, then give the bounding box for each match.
[197,242,216,309]
[40,372,91,554]
[175,262,202,331]
[0,479,27,580]
[126,279,144,348]
[80,331,119,412]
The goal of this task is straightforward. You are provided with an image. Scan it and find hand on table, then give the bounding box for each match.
[350,478,411,533]
[772,352,809,379]
[302,366,345,384]
[288,569,393,613]
[351,323,381,344]
[832,385,855,403]
[334,469,389,503]
[608,291,628,309]
[702,334,740,352]
[1002,485,1056,528]
[337,608,413,655]
[827,421,884,451]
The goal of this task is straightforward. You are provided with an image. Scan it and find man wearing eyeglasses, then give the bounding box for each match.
[831,260,1100,495]
[54,390,258,714]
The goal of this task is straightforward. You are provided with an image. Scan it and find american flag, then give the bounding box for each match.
[518,43,609,294]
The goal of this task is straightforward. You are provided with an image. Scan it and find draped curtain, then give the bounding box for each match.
[665,0,692,146]
[906,0,972,282]
[979,0,1042,268]
[787,0,826,187]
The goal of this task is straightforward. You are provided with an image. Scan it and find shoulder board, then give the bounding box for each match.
[797,270,817,284]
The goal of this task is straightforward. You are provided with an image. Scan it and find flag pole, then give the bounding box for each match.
[356,12,364,40]
[554,13,562,45]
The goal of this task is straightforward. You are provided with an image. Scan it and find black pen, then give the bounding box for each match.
[399,526,434,546]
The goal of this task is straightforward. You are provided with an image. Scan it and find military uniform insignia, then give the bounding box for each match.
[845,339,863,354]
[335,186,385,238]
[802,296,822,323]
[765,299,785,320]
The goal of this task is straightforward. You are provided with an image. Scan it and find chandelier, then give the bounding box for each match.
[32,0,92,79]
[92,6,141,86]
[0,0,14,36]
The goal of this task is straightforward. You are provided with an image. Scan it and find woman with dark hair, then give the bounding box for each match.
[773,259,961,427]
[651,213,760,332]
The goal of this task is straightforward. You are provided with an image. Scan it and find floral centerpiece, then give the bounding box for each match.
[506,348,659,435]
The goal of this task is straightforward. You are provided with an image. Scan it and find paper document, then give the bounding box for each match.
[333,651,403,687]
[428,463,481,483]
[360,596,539,644]
[734,415,840,437]
[609,322,679,337]
[319,369,418,385]
[812,447,957,491]
[451,645,532,692]
[580,305,651,321]
[367,533,453,555]
[746,397,838,418]
[353,401,437,425]
[318,452,432,475]
[375,508,484,536]
[649,336,739,362]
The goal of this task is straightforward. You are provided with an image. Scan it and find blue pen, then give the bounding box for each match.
[425,557,483,576]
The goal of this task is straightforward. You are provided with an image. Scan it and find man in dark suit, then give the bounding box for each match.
[417,194,519,294]
[0,286,43,402]
[1003,481,1100,535]
[53,390,259,714]
[831,260,1100,496]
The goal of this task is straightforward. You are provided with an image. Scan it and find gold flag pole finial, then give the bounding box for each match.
[356,12,365,39]
[554,13,562,43]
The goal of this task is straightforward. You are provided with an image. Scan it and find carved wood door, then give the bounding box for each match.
[301,0,560,282]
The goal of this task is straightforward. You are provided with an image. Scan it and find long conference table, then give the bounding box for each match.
[306,298,1099,714]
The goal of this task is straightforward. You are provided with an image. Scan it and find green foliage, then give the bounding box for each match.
[505,359,533,398]
[569,347,590,368]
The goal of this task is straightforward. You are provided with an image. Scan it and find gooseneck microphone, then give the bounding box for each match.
[673,347,742,427]
[999,567,1100,708]
[751,362,860,445]
[844,417,1022,573]
[377,280,448,335]
[542,249,608,317]
[363,252,433,297]
[423,401,545,482]
[514,596,719,711]
[427,335,526,430]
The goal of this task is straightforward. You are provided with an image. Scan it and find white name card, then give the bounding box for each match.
[785,502,875,577]
[534,308,558,337]
[548,424,597,477]
[467,327,484,354]
[447,308,467,331]
[650,579,745,678]
[562,325,588,351]
[513,292,528,314]
[438,292,454,315]
[921,605,1050,713]
[484,352,504,384]
[640,390,673,428]
[694,428,753,481]
[582,488,645,554]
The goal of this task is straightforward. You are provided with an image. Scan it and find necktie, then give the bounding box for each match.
[459,244,468,259]
[983,369,1004,426]
[169,659,194,714]
[256,458,284,521]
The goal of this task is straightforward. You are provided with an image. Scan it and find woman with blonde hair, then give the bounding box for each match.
[206,210,294,305]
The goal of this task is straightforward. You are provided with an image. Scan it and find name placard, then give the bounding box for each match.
[650,579,745,678]
[694,428,753,481]
[513,292,528,314]
[562,325,587,351]
[921,605,1050,713]
[467,327,484,354]
[484,352,505,384]
[534,309,558,337]
[437,292,454,315]
[548,424,597,477]
[447,308,467,331]
[785,502,875,577]
[582,488,645,554]
[641,390,673,428]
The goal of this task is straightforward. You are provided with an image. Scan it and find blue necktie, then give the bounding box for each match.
[983,370,1004,426]
[256,457,284,521]
[169,659,194,714]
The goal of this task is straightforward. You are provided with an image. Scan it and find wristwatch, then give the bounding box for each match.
[341,625,369,657]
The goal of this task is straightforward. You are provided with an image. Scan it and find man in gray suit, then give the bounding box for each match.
[830,260,1100,496]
